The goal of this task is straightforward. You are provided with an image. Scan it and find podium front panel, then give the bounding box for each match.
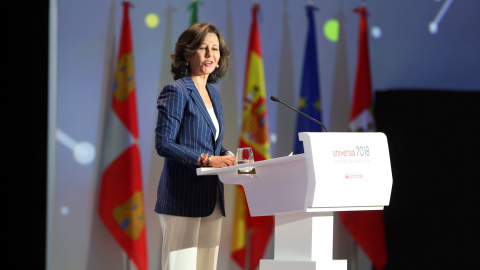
[299,132,393,209]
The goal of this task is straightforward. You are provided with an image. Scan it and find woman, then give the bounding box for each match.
[154,22,236,270]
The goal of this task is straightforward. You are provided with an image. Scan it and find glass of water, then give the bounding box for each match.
[236,147,254,172]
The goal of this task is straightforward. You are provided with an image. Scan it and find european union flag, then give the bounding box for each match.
[294,4,324,154]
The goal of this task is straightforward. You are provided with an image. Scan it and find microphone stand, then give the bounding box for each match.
[270,95,328,132]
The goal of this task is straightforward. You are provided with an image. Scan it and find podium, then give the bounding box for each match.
[197,132,393,269]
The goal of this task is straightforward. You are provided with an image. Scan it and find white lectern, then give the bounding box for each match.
[197,132,393,270]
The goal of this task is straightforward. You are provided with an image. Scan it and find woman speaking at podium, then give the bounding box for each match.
[154,22,236,270]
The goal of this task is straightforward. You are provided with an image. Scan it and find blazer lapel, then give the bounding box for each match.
[184,77,217,142]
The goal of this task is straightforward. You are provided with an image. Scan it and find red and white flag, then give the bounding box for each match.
[98,2,148,270]
[339,6,387,270]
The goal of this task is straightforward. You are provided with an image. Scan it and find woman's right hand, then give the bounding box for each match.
[208,155,236,168]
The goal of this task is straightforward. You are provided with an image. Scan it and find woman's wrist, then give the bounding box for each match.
[198,153,205,166]
[202,153,209,167]
[206,155,213,167]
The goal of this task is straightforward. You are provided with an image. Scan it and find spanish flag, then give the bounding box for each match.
[98,2,148,270]
[339,6,387,270]
[231,4,274,270]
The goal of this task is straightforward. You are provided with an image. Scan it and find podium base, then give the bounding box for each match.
[260,259,347,270]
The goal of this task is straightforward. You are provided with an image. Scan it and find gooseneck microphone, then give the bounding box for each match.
[270,95,328,132]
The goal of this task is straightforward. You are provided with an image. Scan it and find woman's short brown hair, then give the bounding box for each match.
[171,22,230,84]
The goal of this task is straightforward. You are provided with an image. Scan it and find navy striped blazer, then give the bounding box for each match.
[154,76,228,217]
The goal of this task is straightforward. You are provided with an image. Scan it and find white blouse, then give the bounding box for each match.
[207,107,219,141]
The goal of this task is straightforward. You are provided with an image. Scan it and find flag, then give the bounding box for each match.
[348,6,376,133]
[293,3,324,155]
[339,6,387,270]
[188,0,203,26]
[98,2,148,270]
[231,4,274,270]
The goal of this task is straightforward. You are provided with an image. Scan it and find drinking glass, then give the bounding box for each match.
[236,147,254,172]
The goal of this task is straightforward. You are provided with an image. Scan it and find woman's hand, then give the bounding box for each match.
[209,155,236,168]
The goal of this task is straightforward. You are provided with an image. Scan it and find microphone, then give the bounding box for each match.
[270,95,328,132]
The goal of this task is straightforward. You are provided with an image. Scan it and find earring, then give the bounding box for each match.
[216,64,219,68]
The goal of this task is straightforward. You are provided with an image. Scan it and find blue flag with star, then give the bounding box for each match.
[294,4,324,154]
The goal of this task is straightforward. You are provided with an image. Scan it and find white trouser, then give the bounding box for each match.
[159,195,223,270]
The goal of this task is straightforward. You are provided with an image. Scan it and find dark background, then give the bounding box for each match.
[8,2,480,270]
[377,90,480,269]
[7,1,48,269]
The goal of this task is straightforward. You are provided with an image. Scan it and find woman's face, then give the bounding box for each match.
[188,32,220,77]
